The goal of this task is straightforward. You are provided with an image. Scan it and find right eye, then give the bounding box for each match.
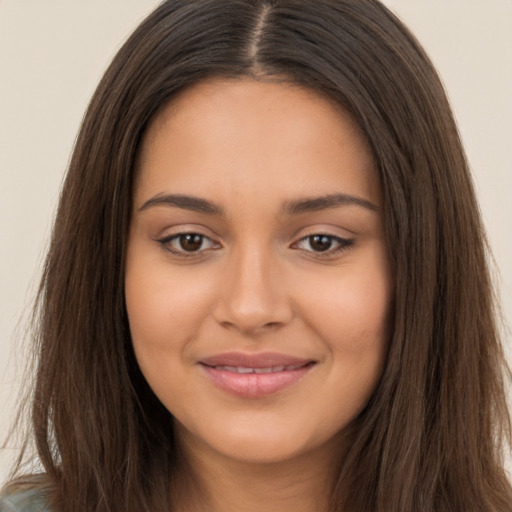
[292,234,354,255]
[157,233,219,255]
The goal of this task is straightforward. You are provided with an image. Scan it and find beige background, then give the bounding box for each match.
[1,0,511,482]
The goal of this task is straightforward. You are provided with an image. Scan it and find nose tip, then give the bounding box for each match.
[216,301,287,335]
[212,251,293,335]
[218,315,284,336]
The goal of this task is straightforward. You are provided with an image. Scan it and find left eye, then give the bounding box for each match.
[158,233,217,253]
[294,234,353,253]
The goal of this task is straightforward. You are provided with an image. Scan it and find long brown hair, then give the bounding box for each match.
[4,1,511,510]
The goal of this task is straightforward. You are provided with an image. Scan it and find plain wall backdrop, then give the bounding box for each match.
[1,0,511,482]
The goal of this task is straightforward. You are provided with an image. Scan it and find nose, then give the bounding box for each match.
[212,245,293,335]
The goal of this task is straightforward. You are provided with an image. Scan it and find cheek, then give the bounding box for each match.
[126,276,203,339]
[124,262,212,413]
[124,246,216,371]
[311,262,391,428]
[300,258,392,353]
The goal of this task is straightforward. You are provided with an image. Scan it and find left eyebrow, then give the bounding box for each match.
[139,194,225,216]
[283,193,379,215]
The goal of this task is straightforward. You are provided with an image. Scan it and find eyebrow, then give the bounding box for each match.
[139,194,225,216]
[139,192,379,216]
[283,193,379,214]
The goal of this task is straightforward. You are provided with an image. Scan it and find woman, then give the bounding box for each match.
[2,0,511,511]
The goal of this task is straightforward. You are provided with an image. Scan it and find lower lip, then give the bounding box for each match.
[200,364,314,398]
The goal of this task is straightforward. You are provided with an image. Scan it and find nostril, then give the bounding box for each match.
[218,319,283,334]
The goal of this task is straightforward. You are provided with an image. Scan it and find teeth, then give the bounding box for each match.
[235,367,253,374]
[254,367,273,373]
[214,365,302,373]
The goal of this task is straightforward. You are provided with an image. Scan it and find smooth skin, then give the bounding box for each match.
[125,78,393,512]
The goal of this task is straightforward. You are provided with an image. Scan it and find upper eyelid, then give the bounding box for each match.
[289,220,358,238]
[291,228,353,243]
[158,232,218,246]
[156,233,220,258]
[154,228,354,248]
[156,230,350,241]
[158,231,213,241]
[155,223,220,240]
[292,234,353,248]
[296,233,350,242]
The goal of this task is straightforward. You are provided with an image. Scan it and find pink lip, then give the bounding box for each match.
[198,352,316,398]
[200,352,313,368]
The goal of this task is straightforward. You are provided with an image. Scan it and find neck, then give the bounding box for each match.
[172,431,345,512]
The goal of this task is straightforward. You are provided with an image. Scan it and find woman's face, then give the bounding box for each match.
[125,79,392,465]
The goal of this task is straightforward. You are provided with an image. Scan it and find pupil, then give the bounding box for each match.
[180,234,202,251]
[310,235,332,252]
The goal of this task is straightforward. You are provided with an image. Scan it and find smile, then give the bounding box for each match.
[198,353,316,398]
[209,364,306,374]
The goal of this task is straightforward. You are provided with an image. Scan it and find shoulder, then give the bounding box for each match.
[0,489,49,512]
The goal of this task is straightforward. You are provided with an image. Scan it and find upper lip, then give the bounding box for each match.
[199,352,315,369]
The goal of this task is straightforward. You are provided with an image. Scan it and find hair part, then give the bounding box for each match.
[246,3,271,65]
[4,1,512,511]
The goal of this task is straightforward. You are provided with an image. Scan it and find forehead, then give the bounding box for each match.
[134,78,380,210]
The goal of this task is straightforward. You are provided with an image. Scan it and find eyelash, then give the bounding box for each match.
[156,233,354,259]
[291,234,354,255]
[156,233,219,257]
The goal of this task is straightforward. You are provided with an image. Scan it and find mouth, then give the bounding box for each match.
[198,353,316,398]
[206,363,310,374]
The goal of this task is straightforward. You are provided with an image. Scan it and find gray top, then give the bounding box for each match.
[0,490,49,512]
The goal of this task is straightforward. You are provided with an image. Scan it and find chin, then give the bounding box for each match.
[176,415,345,467]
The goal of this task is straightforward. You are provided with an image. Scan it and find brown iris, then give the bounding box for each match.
[179,234,203,251]
[309,235,333,252]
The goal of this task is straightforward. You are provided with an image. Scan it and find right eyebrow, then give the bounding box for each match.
[139,194,225,216]
[283,193,379,215]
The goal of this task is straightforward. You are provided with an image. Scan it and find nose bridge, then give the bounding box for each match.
[214,239,291,333]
